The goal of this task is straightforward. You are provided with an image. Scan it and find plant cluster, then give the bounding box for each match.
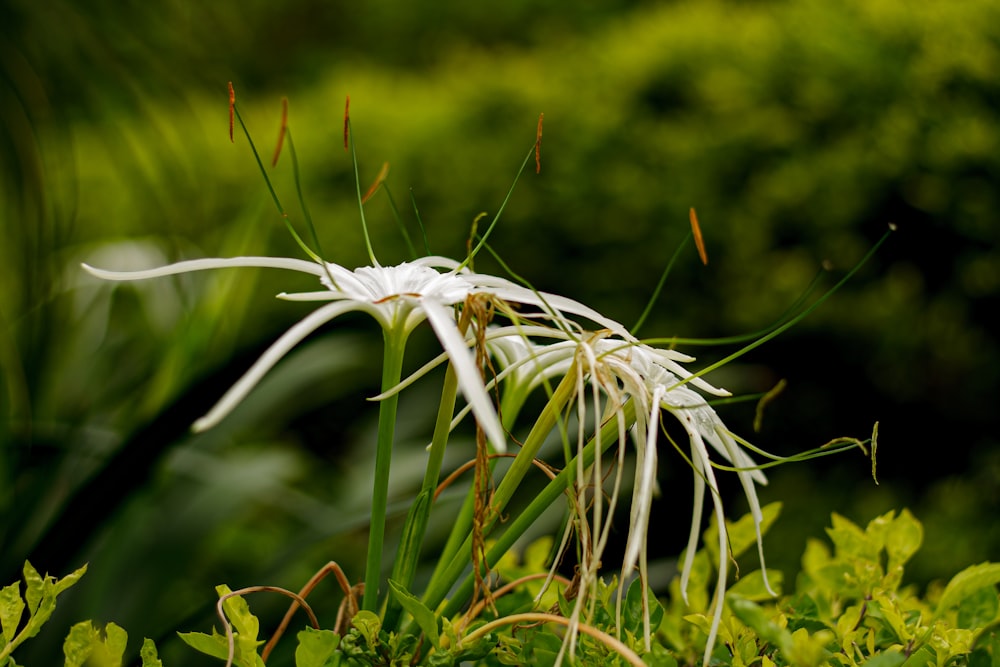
[3,508,998,666]
[6,91,992,667]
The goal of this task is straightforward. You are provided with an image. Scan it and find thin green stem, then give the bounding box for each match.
[346,118,377,265]
[382,363,460,630]
[419,370,582,611]
[632,231,692,335]
[232,104,322,264]
[429,368,577,596]
[363,326,409,611]
[458,143,535,271]
[424,400,635,618]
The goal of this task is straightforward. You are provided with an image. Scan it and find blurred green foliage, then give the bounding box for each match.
[2,0,999,663]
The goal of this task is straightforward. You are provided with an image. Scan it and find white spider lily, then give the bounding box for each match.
[594,339,772,664]
[508,335,769,664]
[82,255,501,444]
[81,254,630,453]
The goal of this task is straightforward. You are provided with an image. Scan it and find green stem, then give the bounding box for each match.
[382,363,460,630]
[363,325,409,611]
[425,400,635,618]
[487,370,578,524]
[419,372,576,606]
[427,377,533,587]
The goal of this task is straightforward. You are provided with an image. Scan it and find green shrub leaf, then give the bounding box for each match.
[885,509,923,571]
[0,583,24,644]
[728,595,792,652]
[177,629,230,661]
[217,585,260,644]
[957,585,1000,629]
[935,563,1000,620]
[63,621,98,667]
[861,648,906,667]
[295,627,340,667]
[140,638,163,667]
[388,579,439,648]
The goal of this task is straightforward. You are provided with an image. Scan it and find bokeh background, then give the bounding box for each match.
[2,0,998,663]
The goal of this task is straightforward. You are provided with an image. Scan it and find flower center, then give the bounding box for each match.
[322,261,474,304]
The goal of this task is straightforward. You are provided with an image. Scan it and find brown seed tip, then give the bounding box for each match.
[689,207,708,265]
[228,82,236,143]
[362,162,391,204]
[535,113,544,174]
[343,95,350,152]
[272,97,289,167]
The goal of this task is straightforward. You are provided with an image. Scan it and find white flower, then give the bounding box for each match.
[499,333,769,663]
[591,338,772,663]
[81,254,626,452]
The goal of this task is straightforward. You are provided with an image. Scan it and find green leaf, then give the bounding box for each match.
[728,569,784,601]
[178,629,231,660]
[704,503,782,562]
[935,563,1000,620]
[957,585,1000,629]
[351,611,381,648]
[217,585,260,644]
[104,622,128,665]
[885,509,923,571]
[63,621,98,667]
[899,645,935,667]
[140,638,163,667]
[18,562,87,644]
[295,627,340,667]
[728,595,792,653]
[642,642,678,667]
[21,564,43,617]
[826,513,877,562]
[388,579,439,648]
[623,577,664,635]
[0,583,24,644]
[52,565,88,597]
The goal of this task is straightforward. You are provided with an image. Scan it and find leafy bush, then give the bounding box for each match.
[4,508,996,666]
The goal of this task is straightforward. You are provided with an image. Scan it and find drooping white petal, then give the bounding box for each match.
[680,415,729,667]
[420,297,506,452]
[469,277,635,340]
[82,256,326,281]
[192,300,363,431]
[622,386,663,576]
[278,291,345,301]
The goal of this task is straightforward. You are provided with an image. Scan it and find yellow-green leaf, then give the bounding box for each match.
[0,583,24,644]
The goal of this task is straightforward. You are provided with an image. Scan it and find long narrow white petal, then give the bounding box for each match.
[421,298,506,452]
[682,417,728,667]
[82,256,326,281]
[470,278,635,340]
[622,388,663,575]
[278,291,347,301]
[192,300,361,431]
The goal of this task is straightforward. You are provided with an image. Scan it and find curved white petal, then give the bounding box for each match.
[277,291,344,302]
[681,416,728,667]
[622,387,663,576]
[421,297,506,453]
[82,256,326,281]
[192,300,362,431]
[475,280,635,340]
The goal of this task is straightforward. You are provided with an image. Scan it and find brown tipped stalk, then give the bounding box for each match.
[690,207,708,265]
[361,161,390,204]
[536,113,544,174]
[343,95,350,151]
[272,97,288,167]
[228,82,236,143]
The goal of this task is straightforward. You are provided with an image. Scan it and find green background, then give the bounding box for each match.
[2,0,998,662]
